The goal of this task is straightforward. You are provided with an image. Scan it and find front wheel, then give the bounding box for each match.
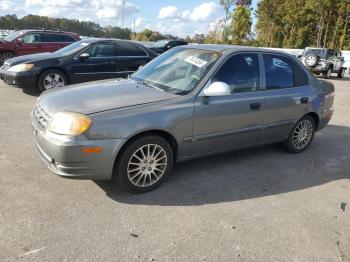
[38,69,67,92]
[114,136,174,193]
[282,115,316,153]
[337,68,345,78]
[322,67,332,79]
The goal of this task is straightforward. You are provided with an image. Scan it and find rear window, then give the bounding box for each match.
[115,43,147,56]
[304,49,325,57]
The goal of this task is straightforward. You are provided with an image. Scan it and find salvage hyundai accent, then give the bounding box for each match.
[32,45,335,193]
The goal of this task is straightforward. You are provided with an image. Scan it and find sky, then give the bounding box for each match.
[0,0,259,37]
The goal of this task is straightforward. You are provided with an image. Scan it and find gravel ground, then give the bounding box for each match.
[0,76,349,262]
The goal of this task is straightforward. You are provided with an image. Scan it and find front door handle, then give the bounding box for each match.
[250,102,261,110]
[300,97,309,104]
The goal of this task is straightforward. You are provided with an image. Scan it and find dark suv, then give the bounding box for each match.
[0,29,80,65]
[148,39,188,54]
[299,47,346,79]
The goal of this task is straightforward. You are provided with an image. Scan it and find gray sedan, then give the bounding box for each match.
[32,45,335,193]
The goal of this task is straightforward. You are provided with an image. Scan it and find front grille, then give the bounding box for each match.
[33,105,51,130]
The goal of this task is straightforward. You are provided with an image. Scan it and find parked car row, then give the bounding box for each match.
[298,47,346,79]
[0,38,158,91]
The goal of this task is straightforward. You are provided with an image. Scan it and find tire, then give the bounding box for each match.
[282,115,316,153]
[0,51,16,65]
[38,69,68,92]
[304,54,318,68]
[322,67,332,79]
[114,135,174,193]
[337,68,345,78]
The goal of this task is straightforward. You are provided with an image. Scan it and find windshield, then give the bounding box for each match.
[304,48,325,57]
[3,31,25,42]
[54,40,91,56]
[131,48,220,95]
[152,40,169,48]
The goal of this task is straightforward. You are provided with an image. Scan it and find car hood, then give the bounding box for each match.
[38,78,179,116]
[5,52,59,66]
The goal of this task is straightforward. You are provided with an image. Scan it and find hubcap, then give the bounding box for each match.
[43,73,65,89]
[127,144,167,187]
[292,120,313,150]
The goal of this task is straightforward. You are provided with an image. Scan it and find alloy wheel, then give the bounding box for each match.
[43,73,65,89]
[292,120,314,150]
[0,53,14,64]
[127,144,168,187]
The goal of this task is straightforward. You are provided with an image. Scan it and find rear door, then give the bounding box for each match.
[42,33,75,52]
[70,41,119,83]
[16,33,44,55]
[259,53,312,142]
[114,42,151,78]
[191,52,265,156]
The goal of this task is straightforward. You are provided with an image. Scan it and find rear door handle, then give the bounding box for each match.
[300,97,309,104]
[250,102,261,110]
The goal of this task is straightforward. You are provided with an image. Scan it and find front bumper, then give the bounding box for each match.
[1,69,37,89]
[32,119,125,180]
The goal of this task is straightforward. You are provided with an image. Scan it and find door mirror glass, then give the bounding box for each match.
[79,53,90,60]
[203,82,231,96]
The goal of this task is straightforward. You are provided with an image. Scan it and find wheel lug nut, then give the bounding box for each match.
[142,167,145,170]
[148,167,152,171]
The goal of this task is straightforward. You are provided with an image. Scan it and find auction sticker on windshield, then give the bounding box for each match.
[184,56,208,68]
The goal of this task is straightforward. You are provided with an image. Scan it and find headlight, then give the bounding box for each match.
[48,112,92,136]
[7,64,34,73]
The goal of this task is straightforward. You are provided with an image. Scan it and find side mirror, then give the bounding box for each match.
[79,53,90,60]
[297,55,302,59]
[203,82,231,97]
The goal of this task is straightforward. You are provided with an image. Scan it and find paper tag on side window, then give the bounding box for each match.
[184,56,208,68]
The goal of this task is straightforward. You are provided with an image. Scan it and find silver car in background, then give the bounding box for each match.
[32,45,335,193]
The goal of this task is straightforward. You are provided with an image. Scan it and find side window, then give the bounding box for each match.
[85,43,115,58]
[212,53,259,94]
[22,33,42,43]
[263,54,307,89]
[115,43,147,56]
[43,34,64,42]
[62,35,75,42]
[327,49,335,57]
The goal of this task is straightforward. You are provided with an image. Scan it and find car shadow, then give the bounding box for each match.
[22,87,41,97]
[95,125,350,206]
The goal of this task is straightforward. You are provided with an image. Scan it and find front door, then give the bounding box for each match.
[16,33,43,55]
[191,53,265,156]
[70,42,119,83]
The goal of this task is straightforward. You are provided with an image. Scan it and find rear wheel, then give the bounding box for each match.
[0,51,15,65]
[322,67,332,79]
[337,68,345,78]
[282,115,316,153]
[114,136,174,193]
[38,69,67,92]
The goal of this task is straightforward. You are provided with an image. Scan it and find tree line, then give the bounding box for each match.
[1,0,349,49]
[0,14,178,41]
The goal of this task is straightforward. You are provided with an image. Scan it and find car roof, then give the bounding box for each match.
[17,29,78,36]
[178,44,295,56]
